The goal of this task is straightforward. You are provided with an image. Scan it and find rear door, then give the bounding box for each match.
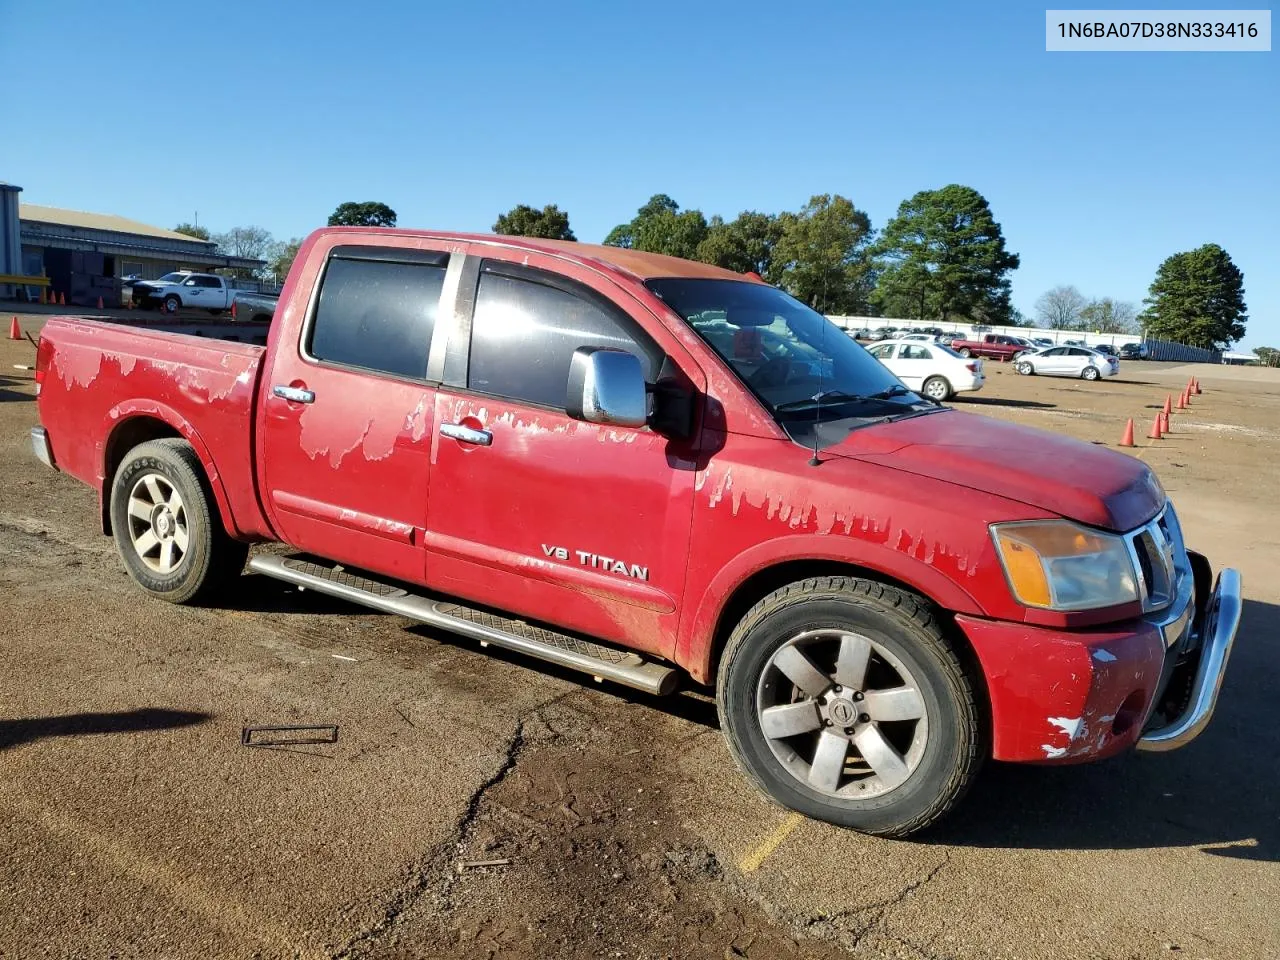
[259,242,454,583]
[422,251,703,658]
[892,343,933,388]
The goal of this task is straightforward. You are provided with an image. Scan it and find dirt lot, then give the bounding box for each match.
[2,313,1278,959]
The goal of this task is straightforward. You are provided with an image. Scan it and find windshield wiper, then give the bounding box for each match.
[774,386,913,412]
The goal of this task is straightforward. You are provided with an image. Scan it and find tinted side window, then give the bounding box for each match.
[901,345,932,360]
[197,276,221,288]
[309,256,447,379]
[468,270,656,407]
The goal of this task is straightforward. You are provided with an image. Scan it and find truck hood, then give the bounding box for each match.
[830,411,1164,532]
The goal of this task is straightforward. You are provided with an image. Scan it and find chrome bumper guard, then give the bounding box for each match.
[31,426,54,469]
[1137,568,1243,752]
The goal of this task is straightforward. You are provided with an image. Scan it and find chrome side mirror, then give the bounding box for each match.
[566,347,647,428]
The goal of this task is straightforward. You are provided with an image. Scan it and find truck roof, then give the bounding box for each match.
[316,227,758,283]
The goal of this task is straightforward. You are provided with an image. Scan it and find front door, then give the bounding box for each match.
[422,252,703,658]
[259,242,454,584]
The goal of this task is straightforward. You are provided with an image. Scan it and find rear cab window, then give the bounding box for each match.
[307,248,449,380]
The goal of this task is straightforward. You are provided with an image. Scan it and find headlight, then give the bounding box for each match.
[990,520,1138,611]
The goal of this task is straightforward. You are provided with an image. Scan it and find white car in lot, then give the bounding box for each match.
[865,339,985,401]
[1015,346,1120,381]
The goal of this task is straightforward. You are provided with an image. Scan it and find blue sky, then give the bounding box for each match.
[2,1,1275,347]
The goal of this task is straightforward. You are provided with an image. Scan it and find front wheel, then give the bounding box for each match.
[717,577,984,838]
[921,376,951,402]
[1082,365,1101,381]
[1016,361,1034,376]
[109,439,248,604]
[162,294,180,315]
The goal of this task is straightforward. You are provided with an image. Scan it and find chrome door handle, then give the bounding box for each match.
[440,422,492,446]
[272,384,315,403]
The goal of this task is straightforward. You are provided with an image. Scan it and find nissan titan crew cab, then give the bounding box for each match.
[31,228,1243,837]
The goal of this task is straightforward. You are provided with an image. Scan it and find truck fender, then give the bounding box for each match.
[678,534,986,684]
[99,400,241,538]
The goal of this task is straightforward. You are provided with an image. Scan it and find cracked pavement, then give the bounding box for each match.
[3,325,1280,959]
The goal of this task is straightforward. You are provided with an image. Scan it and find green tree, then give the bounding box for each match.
[1080,297,1138,334]
[1140,244,1247,349]
[695,211,784,276]
[603,194,707,258]
[493,203,576,240]
[1034,285,1087,329]
[327,201,397,227]
[173,222,210,241]
[268,237,303,282]
[872,184,1019,324]
[770,194,874,315]
[1253,346,1279,367]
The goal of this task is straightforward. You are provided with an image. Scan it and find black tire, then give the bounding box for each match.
[1082,365,1100,381]
[921,376,951,402]
[163,294,180,315]
[717,577,984,838]
[109,439,247,604]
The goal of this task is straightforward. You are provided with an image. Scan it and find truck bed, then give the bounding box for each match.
[36,317,270,540]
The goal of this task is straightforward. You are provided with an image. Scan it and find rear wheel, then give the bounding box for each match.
[717,577,984,837]
[957,347,972,358]
[109,439,247,604]
[921,376,951,402]
[1082,365,1101,381]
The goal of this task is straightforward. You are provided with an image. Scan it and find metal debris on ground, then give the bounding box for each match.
[458,858,512,871]
[241,724,340,747]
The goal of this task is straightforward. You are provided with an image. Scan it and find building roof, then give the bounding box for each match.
[19,203,213,245]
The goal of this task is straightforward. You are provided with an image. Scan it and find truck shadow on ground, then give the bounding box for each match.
[0,707,210,752]
[953,396,1055,409]
[0,374,33,403]
[925,597,1278,860]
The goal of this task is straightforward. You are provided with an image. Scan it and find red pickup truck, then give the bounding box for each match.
[949,333,1031,362]
[30,228,1241,837]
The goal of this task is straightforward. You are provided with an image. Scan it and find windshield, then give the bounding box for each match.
[646,278,939,429]
[157,273,189,283]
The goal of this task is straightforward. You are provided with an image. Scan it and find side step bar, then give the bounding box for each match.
[247,555,680,696]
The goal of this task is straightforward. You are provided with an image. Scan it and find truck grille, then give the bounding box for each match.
[1126,505,1184,612]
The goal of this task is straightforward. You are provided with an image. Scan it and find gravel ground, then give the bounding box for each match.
[2,314,1277,959]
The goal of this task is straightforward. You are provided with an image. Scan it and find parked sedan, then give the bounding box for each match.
[1015,346,1120,381]
[865,339,985,400]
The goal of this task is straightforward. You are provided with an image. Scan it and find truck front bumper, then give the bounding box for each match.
[956,553,1243,763]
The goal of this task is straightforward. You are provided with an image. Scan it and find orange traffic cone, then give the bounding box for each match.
[58,292,65,306]
[1161,411,1171,433]
[39,288,47,305]
[8,316,20,340]
[1193,378,1202,395]
[1148,415,1163,440]
[1120,419,1135,447]
[1176,391,1187,410]
[1163,394,1173,416]
[96,295,103,309]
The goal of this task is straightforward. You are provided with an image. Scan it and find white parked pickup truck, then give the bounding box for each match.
[131,272,239,315]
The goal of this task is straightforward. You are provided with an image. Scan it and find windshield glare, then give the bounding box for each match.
[158,273,188,283]
[646,278,924,418]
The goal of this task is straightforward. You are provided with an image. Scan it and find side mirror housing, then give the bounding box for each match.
[566,347,648,428]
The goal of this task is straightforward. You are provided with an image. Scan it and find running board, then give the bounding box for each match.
[247,555,680,696]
